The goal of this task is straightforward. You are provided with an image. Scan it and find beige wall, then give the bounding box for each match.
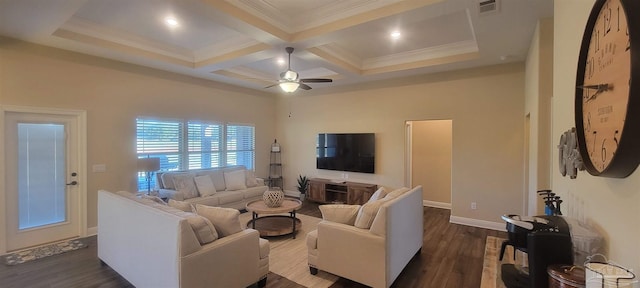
[553,1,640,272]
[276,63,525,223]
[0,38,276,232]
[411,120,452,205]
[524,18,554,215]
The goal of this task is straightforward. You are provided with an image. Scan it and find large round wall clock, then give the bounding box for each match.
[575,0,640,178]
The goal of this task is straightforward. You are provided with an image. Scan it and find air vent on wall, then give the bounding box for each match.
[478,0,499,14]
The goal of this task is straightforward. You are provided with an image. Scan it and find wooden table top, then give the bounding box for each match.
[246,198,302,214]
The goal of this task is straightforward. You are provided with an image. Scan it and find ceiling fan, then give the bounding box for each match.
[266,47,332,92]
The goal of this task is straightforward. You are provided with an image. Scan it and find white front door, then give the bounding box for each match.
[3,107,86,252]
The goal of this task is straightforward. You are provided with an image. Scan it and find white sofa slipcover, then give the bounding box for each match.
[98,190,269,288]
[307,186,424,288]
[156,165,268,210]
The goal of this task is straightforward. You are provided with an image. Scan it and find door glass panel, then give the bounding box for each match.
[17,123,66,230]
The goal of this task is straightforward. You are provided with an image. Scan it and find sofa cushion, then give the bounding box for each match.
[368,187,411,236]
[319,204,361,225]
[194,175,217,197]
[151,204,218,244]
[211,171,227,191]
[216,191,245,205]
[168,199,194,212]
[195,169,226,192]
[354,198,390,229]
[245,170,258,188]
[185,214,218,244]
[194,204,242,237]
[183,195,220,207]
[367,187,387,203]
[242,186,268,199]
[384,187,410,199]
[173,174,199,199]
[140,194,167,205]
[224,169,247,191]
[161,172,190,190]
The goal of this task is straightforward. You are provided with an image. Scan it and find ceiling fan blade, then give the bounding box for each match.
[264,83,278,88]
[301,78,332,83]
[299,83,312,90]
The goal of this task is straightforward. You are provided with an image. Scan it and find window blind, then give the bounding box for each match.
[226,124,255,169]
[136,118,256,191]
[136,118,183,189]
[187,121,222,169]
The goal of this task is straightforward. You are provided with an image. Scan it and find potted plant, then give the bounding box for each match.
[297,175,309,201]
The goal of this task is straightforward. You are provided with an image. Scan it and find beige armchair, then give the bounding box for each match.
[306,186,424,288]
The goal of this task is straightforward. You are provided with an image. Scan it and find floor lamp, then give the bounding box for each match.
[137,157,160,194]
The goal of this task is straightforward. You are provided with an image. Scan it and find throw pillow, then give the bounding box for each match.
[367,187,387,203]
[168,199,194,212]
[173,174,199,199]
[140,194,167,205]
[185,214,218,244]
[319,205,361,225]
[245,170,258,188]
[194,175,217,197]
[161,172,187,190]
[384,187,410,200]
[224,169,247,191]
[354,198,389,229]
[194,204,242,237]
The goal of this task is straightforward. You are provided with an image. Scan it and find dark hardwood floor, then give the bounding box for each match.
[0,200,505,288]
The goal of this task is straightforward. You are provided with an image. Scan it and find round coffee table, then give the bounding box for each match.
[245,198,302,239]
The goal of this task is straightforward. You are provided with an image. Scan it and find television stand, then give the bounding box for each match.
[307,178,377,205]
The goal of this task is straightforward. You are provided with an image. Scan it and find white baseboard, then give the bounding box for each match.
[284,190,300,198]
[423,200,451,210]
[87,226,97,236]
[449,215,506,232]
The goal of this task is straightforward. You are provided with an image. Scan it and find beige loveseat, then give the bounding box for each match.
[157,165,268,210]
[307,186,424,288]
[98,190,269,288]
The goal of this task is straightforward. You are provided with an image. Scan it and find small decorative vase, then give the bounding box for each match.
[263,188,284,207]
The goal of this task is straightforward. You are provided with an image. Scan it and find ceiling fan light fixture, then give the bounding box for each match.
[283,70,298,81]
[164,17,179,28]
[279,81,300,93]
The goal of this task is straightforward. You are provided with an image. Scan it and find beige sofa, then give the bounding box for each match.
[157,165,268,210]
[98,190,269,288]
[307,186,424,288]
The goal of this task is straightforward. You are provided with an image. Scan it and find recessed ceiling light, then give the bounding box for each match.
[390,31,401,40]
[164,17,179,28]
[277,58,285,65]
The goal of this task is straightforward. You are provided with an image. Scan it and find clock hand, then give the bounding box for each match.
[578,83,612,102]
[577,84,610,90]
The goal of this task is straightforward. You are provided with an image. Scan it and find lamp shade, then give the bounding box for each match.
[279,81,300,93]
[137,157,160,172]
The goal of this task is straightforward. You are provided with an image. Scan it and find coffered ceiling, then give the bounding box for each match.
[0,0,553,94]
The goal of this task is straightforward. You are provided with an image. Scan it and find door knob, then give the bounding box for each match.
[66,181,78,186]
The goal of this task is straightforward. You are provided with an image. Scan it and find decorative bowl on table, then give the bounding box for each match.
[263,188,284,207]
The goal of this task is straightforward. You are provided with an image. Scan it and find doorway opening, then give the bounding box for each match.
[405,120,452,209]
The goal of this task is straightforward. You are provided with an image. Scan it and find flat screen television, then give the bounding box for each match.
[316,133,375,174]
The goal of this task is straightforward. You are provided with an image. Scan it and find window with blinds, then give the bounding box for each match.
[226,124,255,169]
[136,118,255,191]
[188,122,222,170]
